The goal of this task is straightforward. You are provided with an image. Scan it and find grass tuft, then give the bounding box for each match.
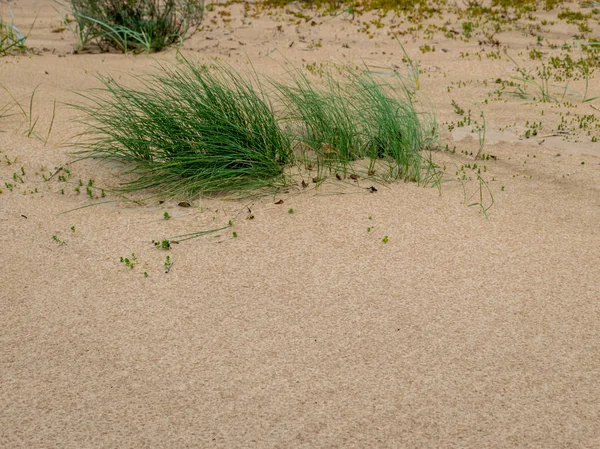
[73,60,439,198]
[63,0,204,53]
[73,59,293,198]
[276,66,439,184]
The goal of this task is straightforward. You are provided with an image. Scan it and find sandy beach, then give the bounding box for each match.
[1,0,599,447]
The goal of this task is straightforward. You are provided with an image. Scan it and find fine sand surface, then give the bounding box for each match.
[1,1,600,447]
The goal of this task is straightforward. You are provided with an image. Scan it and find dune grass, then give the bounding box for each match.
[74,60,439,198]
[275,69,364,178]
[74,60,293,197]
[64,0,204,53]
[276,67,439,184]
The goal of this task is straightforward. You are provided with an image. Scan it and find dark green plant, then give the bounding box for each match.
[73,59,293,197]
[65,0,204,53]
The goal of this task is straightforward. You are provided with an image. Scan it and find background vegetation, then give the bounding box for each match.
[65,0,204,52]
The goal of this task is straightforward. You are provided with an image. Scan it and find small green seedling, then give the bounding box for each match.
[288,208,294,214]
[164,255,172,273]
[152,239,171,249]
[163,211,171,220]
[120,253,138,269]
[52,235,65,245]
[232,231,238,238]
[144,271,149,278]
[70,226,76,232]
[382,236,389,243]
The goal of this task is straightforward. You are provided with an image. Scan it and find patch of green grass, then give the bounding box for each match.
[73,59,293,198]
[350,70,439,183]
[62,0,204,53]
[276,66,439,184]
[275,68,363,177]
[73,58,440,199]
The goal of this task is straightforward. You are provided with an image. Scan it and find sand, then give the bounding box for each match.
[1,0,599,447]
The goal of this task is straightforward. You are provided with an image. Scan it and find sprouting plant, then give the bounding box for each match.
[0,84,46,139]
[52,235,65,245]
[474,110,486,160]
[70,226,76,232]
[451,100,465,115]
[232,231,238,237]
[506,52,556,103]
[164,255,172,273]
[382,235,389,243]
[120,253,138,269]
[44,100,57,146]
[152,239,171,249]
[393,34,420,91]
[288,208,294,214]
[462,21,474,39]
[163,211,171,220]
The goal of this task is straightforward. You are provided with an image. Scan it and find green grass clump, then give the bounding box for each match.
[350,70,438,182]
[74,59,293,197]
[276,70,363,176]
[74,60,438,198]
[277,67,439,183]
[65,0,204,53]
